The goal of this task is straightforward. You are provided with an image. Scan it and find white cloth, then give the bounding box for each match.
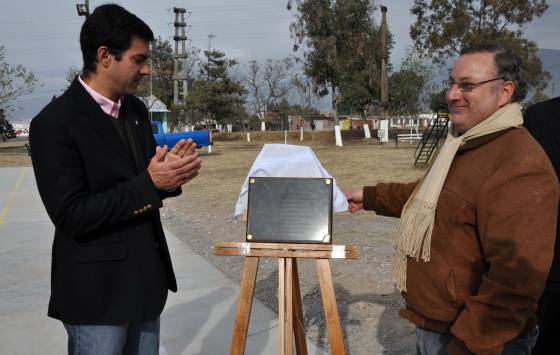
[233,144,349,217]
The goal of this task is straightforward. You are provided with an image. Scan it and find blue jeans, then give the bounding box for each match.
[63,318,160,355]
[416,326,538,355]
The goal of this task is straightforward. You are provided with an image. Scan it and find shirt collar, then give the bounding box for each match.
[78,75,122,119]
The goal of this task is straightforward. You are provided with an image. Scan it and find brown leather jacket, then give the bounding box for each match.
[363,128,558,355]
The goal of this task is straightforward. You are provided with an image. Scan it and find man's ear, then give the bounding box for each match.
[499,80,515,106]
[96,46,112,69]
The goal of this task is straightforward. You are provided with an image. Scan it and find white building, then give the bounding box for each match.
[139,95,170,132]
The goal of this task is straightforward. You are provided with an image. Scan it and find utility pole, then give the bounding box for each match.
[207,34,215,83]
[307,80,311,109]
[172,7,188,131]
[205,34,216,130]
[380,5,388,118]
[379,5,389,144]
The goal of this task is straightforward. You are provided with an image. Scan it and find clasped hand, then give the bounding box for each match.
[147,139,202,191]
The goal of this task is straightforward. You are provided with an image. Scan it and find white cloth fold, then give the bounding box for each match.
[233,144,349,217]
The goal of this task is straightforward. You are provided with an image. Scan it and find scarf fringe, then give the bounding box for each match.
[393,199,436,291]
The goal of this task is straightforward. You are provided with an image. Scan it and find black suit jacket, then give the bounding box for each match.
[524,97,560,282]
[30,78,178,324]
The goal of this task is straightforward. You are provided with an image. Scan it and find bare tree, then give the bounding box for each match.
[291,71,320,110]
[243,57,293,127]
[244,60,265,119]
[63,66,81,90]
[0,45,38,113]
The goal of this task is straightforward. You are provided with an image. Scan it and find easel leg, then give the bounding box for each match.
[286,258,294,355]
[292,260,308,355]
[279,258,286,354]
[316,259,346,355]
[230,256,259,355]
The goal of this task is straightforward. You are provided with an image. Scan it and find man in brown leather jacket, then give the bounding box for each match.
[346,45,558,355]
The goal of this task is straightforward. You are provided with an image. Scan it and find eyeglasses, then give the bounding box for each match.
[442,77,505,92]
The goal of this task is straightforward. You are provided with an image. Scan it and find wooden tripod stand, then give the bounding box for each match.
[215,242,358,355]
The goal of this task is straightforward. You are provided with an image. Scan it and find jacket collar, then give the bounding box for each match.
[67,77,136,166]
[458,128,515,152]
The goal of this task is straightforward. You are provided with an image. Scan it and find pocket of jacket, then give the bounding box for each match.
[75,244,127,263]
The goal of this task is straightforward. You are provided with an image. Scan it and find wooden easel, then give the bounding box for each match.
[215,241,358,355]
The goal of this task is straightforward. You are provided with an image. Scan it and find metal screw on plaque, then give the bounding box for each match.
[325,179,332,185]
[323,234,331,242]
[249,178,255,184]
[247,234,253,240]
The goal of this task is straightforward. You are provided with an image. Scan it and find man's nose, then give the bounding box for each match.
[140,63,150,75]
[446,84,461,102]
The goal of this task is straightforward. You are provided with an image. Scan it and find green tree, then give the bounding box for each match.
[336,2,387,119]
[136,38,201,130]
[290,0,382,123]
[429,89,449,112]
[0,45,38,114]
[338,51,380,119]
[186,50,246,127]
[410,0,550,89]
[389,70,425,118]
[389,48,435,118]
[0,109,16,141]
[136,37,174,108]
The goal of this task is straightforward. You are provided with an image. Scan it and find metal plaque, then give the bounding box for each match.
[246,177,333,243]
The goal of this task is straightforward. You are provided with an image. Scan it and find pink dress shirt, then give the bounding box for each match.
[78,75,122,118]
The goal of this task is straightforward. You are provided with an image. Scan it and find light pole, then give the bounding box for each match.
[207,34,215,83]
[76,0,90,17]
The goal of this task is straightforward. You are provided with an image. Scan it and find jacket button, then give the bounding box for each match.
[134,210,139,215]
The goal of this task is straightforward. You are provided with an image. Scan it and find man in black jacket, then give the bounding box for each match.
[524,96,560,355]
[29,4,201,354]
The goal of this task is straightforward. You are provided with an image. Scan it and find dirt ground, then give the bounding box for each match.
[0,139,31,167]
[1,135,427,354]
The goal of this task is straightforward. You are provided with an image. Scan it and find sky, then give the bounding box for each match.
[1,0,559,120]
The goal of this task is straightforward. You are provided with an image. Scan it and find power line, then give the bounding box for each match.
[0,34,78,43]
[191,32,289,40]
[3,30,292,55]
[1,17,292,43]
[2,45,81,55]
[0,2,287,26]
[0,18,82,26]
[1,16,294,44]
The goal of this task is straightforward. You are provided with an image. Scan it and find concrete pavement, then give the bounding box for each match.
[0,167,326,355]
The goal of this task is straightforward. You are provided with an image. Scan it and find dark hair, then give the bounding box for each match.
[80,4,154,76]
[459,44,527,102]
